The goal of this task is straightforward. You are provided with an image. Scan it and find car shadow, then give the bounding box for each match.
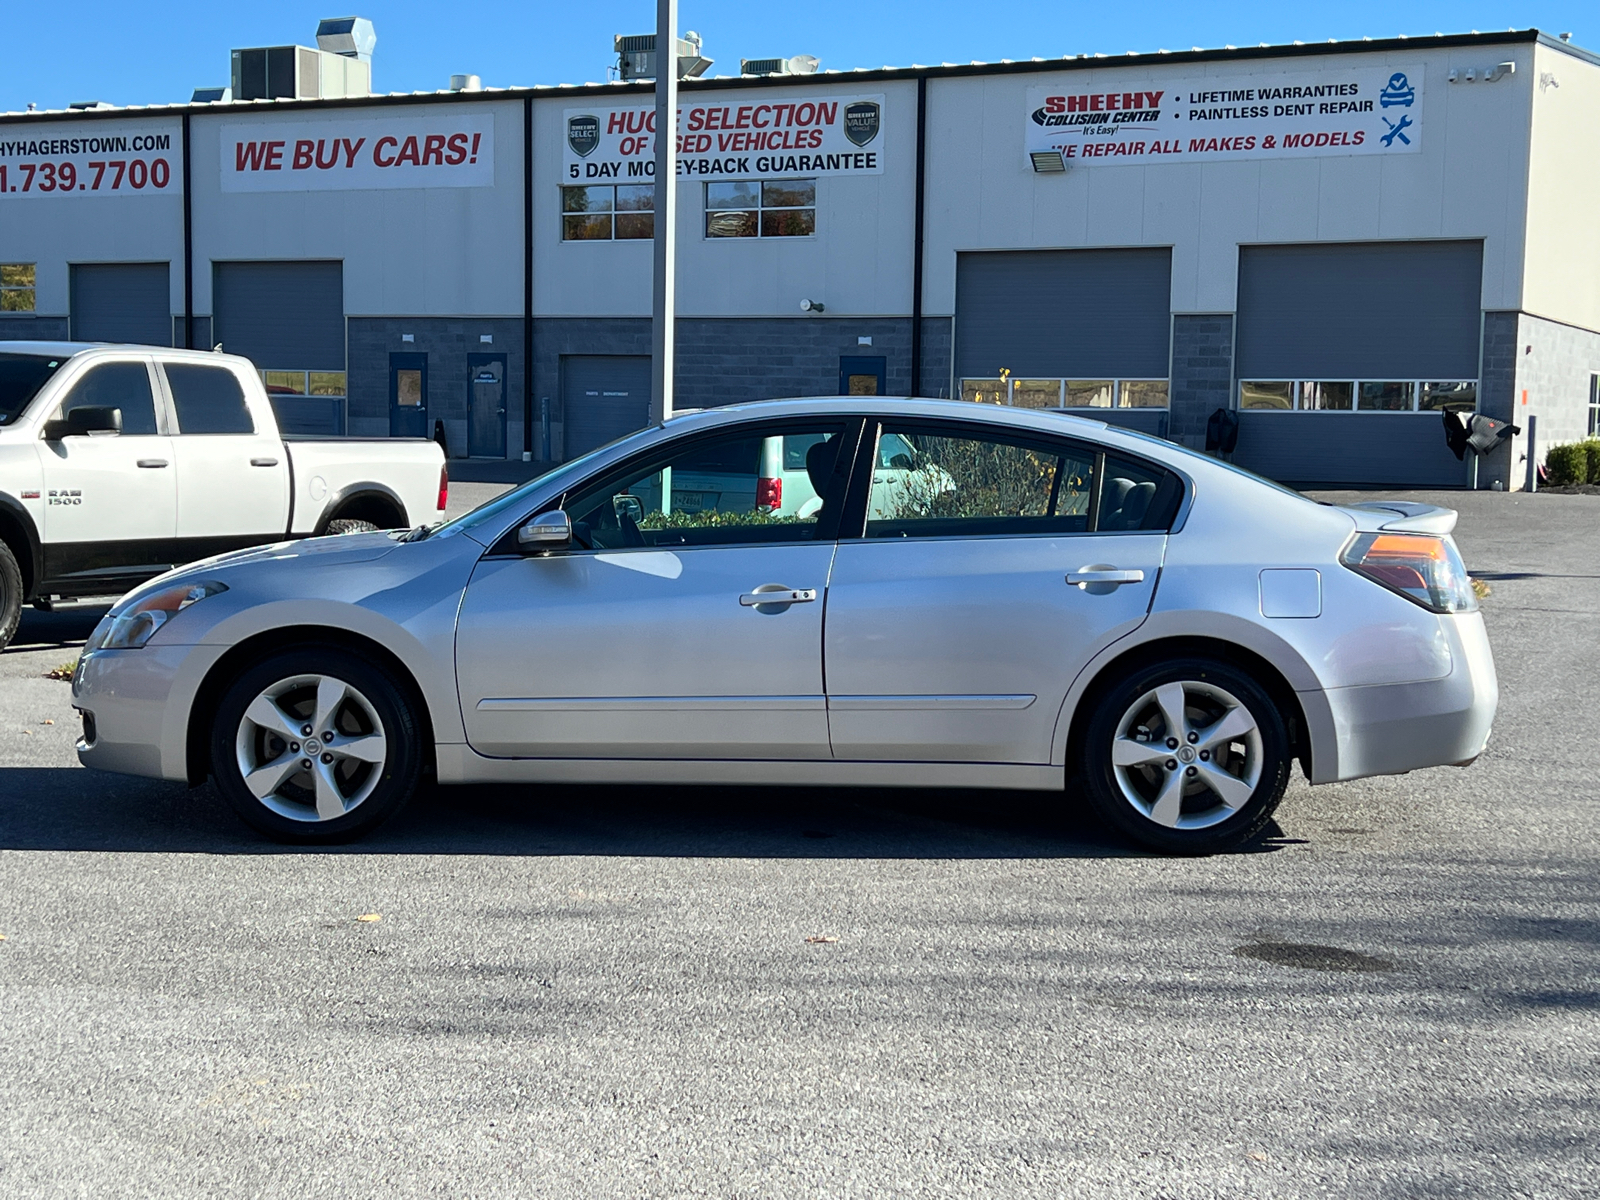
[0,766,1288,859]
[4,603,108,652]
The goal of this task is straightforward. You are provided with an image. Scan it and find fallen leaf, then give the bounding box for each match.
[805,935,838,944]
[42,719,54,726]
[1248,1152,1268,1162]
[0,933,7,941]
[355,913,382,923]
[21,730,32,736]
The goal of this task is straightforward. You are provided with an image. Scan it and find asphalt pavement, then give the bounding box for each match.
[0,489,1595,1197]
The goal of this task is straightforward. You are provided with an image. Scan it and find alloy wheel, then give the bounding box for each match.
[1110,680,1264,831]
[234,674,388,822]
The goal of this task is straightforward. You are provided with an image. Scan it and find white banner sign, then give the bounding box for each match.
[563,94,884,182]
[0,120,181,199]
[221,112,494,192]
[1026,66,1423,167]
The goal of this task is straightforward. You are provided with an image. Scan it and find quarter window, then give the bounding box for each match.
[562,185,655,241]
[705,179,816,238]
[55,362,159,435]
[564,422,850,550]
[0,263,36,313]
[165,364,254,435]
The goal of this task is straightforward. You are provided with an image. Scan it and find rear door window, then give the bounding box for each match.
[165,364,255,435]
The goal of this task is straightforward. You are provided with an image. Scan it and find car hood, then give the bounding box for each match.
[113,531,403,609]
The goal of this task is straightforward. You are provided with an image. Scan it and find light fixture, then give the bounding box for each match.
[1030,150,1067,174]
[800,298,824,313]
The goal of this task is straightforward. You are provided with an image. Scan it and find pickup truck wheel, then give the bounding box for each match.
[1079,657,1290,856]
[0,541,21,652]
[210,648,422,843]
[326,518,380,535]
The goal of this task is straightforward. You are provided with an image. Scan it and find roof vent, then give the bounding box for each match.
[741,54,821,77]
[614,30,712,81]
[449,74,482,92]
[316,17,377,63]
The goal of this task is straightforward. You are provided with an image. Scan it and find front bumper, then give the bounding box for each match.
[73,643,227,781]
[1319,610,1498,783]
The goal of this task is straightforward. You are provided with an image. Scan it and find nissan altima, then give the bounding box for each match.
[71,398,1496,853]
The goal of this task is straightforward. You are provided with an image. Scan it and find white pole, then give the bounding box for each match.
[649,0,678,425]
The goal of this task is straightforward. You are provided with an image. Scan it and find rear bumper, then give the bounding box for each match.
[1316,610,1497,783]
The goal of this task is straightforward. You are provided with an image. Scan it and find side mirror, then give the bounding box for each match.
[43,406,122,441]
[517,509,572,553]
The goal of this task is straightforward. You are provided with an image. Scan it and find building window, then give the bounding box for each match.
[562,185,655,241]
[0,264,36,313]
[959,378,1169,410]
[705,179,816,238]
[1589,374,1600,438]
[262,369,347,399]
[1239,380,1477,413]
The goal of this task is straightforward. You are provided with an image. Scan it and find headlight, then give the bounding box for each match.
[84,581,228,652]
[1340,533,1477,614]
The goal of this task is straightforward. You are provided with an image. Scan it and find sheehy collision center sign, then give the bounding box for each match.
[0,120,182,198]
[1025,66,1424,166]
[220,112,493,192]
[563,94,885,181]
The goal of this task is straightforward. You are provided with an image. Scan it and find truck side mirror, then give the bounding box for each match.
[517,509,572,553]
[43,406,122,441]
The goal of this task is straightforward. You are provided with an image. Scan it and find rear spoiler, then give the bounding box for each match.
[1344,501,1458,535]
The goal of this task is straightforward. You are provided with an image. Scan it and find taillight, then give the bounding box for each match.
[437,464,449,511]
[1340,532,1476,613]
[756,476,782,511]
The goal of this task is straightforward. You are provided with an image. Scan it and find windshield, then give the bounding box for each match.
[431,422,666,536]
[0,352,70,426]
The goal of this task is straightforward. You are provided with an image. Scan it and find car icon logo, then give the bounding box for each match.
[1379,73,1416,108]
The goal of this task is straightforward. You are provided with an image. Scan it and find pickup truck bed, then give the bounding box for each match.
[0,342,447,646]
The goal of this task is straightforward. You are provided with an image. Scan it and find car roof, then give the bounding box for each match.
[661,395,1113,437]
[0,341,246,365]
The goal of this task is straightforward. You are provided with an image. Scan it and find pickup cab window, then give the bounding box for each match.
[54,361,160,434]
[165,364,254,435]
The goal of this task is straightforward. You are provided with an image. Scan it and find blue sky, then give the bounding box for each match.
[1,2,1592,113]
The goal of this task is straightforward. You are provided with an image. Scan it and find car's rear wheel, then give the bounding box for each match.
[1080,657,1290,854]
[210,648,421,842]
[0,540,22,652]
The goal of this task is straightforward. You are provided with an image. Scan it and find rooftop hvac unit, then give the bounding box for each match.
[740,54,821,77]
[315,16,377,63]
[191,86,233,104]
[614,31,713,81]
[231,44,371,100]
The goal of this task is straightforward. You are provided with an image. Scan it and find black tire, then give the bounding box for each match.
[326,518,381,535]
[0,540,22,652]
[209,646,422,843]
[1079,656,1290,855]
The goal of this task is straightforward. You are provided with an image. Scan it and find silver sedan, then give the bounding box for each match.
[71,398,1497,853]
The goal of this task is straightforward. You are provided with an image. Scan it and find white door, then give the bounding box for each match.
[455,420,856,759]
[37,357,178,587]
[823,421,1169,764]
[162,361,290,553]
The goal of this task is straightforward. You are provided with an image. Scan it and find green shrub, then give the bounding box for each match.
[1546,441,1592,486]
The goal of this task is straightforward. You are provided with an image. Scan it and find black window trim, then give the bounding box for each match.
[483,415,868,558]
[837,416,1183,542]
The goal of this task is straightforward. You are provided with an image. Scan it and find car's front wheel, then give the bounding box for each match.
[210,647,422,842]
[1080,657,1290,854]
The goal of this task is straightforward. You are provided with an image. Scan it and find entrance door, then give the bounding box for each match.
[562,355,651,458]
[467,353,507,457]
[37,357,178,588]
[389,353,428,439]
[840,355,886,396]
[823,419,1169,763]
[455,418,857,760]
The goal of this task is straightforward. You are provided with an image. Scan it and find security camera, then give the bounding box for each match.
[799,298,825,312]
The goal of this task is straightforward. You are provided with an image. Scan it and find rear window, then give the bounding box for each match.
[165,364,255,435]
[0,352,68,426]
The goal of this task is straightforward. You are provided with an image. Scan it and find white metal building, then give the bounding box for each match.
[2,25,1598,489]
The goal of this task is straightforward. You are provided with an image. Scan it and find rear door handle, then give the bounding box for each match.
[136,458,169,468]
[250,457,279,467]
[740,587,817,607]
[1066,567,1145,587]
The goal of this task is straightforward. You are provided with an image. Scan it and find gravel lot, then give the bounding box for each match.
[0,488,1596,1198]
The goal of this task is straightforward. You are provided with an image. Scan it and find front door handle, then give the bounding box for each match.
[740,585,817,607]
[136,458,169,468]
[1066,566,1146,593]
[250,457,279,467]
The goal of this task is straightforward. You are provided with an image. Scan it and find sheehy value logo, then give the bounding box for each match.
[567,115,600,158]
[843,101,881,147]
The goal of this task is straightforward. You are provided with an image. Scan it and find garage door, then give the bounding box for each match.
[70,263,171,346]
[955,248,1172,432]
[1233,241,1482,487]
[213,261,345,371]
[562,355,651,458]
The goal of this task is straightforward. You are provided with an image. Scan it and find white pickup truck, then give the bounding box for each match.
[0,342,447,649]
